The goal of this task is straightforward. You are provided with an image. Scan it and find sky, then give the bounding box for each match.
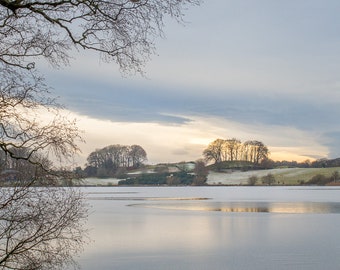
[43,0,340,166]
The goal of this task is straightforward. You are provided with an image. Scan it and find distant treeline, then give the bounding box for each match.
[206,158,340,172]
[261,158,340,169]
[72,139,340,181]
[81,144,147,178]
[203,138,340,171]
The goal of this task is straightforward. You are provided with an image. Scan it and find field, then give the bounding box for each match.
[207,167,340,185]
[77,167,340,186]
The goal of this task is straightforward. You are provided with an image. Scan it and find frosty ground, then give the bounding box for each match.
[80,167,340,186]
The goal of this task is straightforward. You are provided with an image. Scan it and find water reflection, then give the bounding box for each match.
[75,187,340,270]
[131,201,340,214]
[86,191,138,194]
[88,196,210,201]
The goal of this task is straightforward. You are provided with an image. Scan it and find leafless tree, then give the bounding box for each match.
[0,66,87,269]
[128,145,147,168]
[0,0,202,268]
[0,0,201,73]
[331,171,339,182]
[193,159,208,185]
[262,173,275,185]
[224,138,241,161]
[247,175,258,186]
[0,186,88,270]
[203,138,269,165]
[243,140,269,164]
[86,144,147,177]
[203,138,225,164]
[0,65,82,169]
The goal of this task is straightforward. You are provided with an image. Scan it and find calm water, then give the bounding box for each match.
[77,186,340,270]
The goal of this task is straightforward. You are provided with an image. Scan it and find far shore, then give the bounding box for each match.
[76,167,340,186]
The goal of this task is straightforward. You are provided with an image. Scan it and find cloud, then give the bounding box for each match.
[46,67,340,131]
[323,132,340,158]
[45,65,340,165]
[66,111,328,166]
[40,0,340,164]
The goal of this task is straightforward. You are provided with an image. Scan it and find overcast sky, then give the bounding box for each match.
[44,0,340,165]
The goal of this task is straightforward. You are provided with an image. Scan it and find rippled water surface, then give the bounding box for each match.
[77,186,340,270]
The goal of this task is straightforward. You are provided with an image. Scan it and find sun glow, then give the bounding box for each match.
[61,110,329,166]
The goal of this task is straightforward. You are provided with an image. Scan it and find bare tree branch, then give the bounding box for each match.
[0,1,201,268]
[0,186,88,270]
[0,0,201,73]
[0,64,83,169]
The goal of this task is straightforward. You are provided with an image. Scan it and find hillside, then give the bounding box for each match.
[207,167,340,185]
[77,167,340,186]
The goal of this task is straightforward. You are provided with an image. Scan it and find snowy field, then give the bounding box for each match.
[78,167,340,186]
[206,168,298,185]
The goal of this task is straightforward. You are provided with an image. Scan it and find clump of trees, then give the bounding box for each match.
[262,173,276,185]
[308,158,340,168]
[85,144,147,178]
[203,138,269,166]
[248,175,258,186]
[307,171,340,185]
[193,159,208,185]
[247,173,276,186]
[262,158,340,170]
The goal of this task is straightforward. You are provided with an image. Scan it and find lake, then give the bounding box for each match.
[77,186,340,270]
